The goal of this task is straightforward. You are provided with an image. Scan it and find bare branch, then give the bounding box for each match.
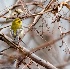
[0,34,57,69]
[31,31,70,52]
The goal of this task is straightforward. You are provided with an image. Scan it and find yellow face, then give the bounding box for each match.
[13,18,22,25]
[11,18,22,34]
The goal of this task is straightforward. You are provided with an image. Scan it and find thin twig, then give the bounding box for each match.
[0,4,21,18]
[30,31,70,52]
[23,0,56,36]
[0,47,11,52]
[22,60,33,69]
[2,8,52,19]
[26,1,43,8]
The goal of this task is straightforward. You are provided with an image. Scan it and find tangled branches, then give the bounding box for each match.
[0,0,70,69]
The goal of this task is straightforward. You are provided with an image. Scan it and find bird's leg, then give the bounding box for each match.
[19,37,21,42]
[19,37,28,47]
[13,36,20,45]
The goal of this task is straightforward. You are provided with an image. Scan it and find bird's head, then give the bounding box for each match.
[13,18,22,25]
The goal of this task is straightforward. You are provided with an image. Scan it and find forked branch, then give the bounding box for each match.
[0,34,57,69]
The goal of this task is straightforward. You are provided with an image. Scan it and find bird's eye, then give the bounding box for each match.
[18,21,20,23]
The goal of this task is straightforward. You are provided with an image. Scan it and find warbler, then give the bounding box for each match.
[10,18,24,44]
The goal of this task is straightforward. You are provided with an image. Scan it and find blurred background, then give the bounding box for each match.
[0,0,70,69]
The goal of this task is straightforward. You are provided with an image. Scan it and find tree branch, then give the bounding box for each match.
[31,31,70,52]
[0,34,57,69]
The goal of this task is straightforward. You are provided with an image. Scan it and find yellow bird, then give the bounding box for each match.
[10,18,24,44]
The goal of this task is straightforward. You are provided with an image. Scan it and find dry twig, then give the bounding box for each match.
[31,31,70,52]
